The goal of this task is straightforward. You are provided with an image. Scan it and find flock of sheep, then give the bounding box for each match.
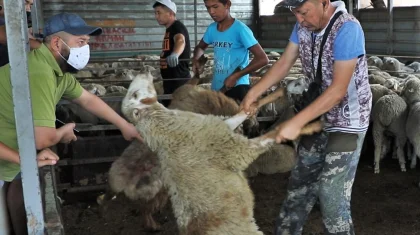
[57,52,420,234]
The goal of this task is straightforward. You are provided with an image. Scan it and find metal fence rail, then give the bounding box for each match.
[4,0,44,234]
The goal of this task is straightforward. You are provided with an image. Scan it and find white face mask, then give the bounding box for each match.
[59,39,90,70]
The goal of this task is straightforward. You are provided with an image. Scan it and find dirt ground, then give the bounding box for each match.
[60,149,420,235]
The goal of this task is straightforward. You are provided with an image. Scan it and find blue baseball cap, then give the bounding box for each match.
[278,0,308,8]
[43,13,102,37]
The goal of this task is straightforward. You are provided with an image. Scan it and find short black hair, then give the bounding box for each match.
[153,2,164,8]
[204,0,229,5]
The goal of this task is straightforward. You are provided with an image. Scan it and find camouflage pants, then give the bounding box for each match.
[274,131,366,235]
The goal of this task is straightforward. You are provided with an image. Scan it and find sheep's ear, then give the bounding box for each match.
[408,88,414,93]
[393,83,399,91]
[132,108,140,120]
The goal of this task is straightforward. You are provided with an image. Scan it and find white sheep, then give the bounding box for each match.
[370,84,396,107]
[407,61,420,72]
[372,94,408,173]
[400,78,420,169]
[368,74,387,85]
[382,57,415,77]
[259,76,307,118]
[383,77,403,93]
[106,85,127,95]
[367,56,383,68]
[120,73,322,235]
[81,83,107,96]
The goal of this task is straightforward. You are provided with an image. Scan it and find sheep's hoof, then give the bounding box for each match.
[97,194,105,205]
[400,166,407,172]
[374,168,380,174]
[144,215,162,232]
[410,161,417,169]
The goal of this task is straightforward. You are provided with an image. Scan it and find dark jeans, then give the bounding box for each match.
[162,78,190,107]
[3,177,27,235]
[224,84,250,103]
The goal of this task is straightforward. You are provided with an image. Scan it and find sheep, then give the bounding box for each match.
[97,140,168,231]
[267,51,281,61]
[369,69,392,79]
[370,84,396,107]
[169,83,298,175]
[367,56,383,68]
[106,85,127,95]
[372,94,408,173]
[168,84,260,138]
[382,57,415,77]
[82,83,107,96]
[400,78,420,169]
[74,70,93,79]
[383,77,403,93]
[368,74,387,85]
[255,64,272,77]
[257,76,306,119]
[87,63,110,77]
[407,61,420,72]
[120,73,322,235]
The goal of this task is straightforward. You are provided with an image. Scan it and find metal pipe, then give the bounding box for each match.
[31,0,44,38]
[57,157,119,166]
[4,0,45,234]
[387,0,394,55]
[349,0,354,15]
[57,184,107,193]
[194,0,198,47]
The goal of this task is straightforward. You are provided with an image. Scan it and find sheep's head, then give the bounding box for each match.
[286,77,308,95]
[407,61,420,72]
[401,78,420,104]
[383,78,400,92]
[367,56,383,68]
[382,57,402,71]
[122,71,158,122]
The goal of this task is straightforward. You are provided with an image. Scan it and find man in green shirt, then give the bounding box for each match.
[0,12,141,234]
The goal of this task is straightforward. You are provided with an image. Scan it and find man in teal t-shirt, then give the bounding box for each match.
[193,0,269,102]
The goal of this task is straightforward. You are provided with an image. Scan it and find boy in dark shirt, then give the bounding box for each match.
[153,0,191,105]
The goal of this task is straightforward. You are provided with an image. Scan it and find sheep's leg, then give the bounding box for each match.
[392,138,398,159]
[409,142,417,169]
[224,87,287,130]
[257,120,324,144]
[224,112,249,131]
[396,137,407,172]
[412,143,420,170]
[96,190,117,217]
[411,151,417,169]
[373,122,385,174]
[142,213,162,231]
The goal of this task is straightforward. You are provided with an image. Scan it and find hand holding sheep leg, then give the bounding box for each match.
[240,87,286,116]
[223,87,287,130]
[260,120,324,143]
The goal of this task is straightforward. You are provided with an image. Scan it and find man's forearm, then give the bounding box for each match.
[193,46,205,60]
[0,142,20,164]
[235,56,269,79]
[173,38,185,56]
[78,94,128,129]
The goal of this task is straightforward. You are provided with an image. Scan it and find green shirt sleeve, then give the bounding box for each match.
[29,70,57,128]
[62,73,83,100]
